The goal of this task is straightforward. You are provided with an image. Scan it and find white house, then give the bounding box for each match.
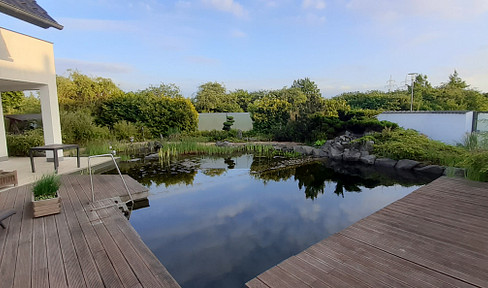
[0,0,63,161]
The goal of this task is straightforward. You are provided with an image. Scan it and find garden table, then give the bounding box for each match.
[29,144,80,173]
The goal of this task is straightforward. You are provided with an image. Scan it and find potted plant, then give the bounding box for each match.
[32,174,61,218]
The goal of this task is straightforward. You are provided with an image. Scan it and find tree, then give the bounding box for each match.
[141,83,183,98]
[445,70,468,89]
[291,78,324,115]
[56,70,124,112]
[222,115,235,131]
[192,82,242,113]
[249,97,292,134]
[1,91,24,114]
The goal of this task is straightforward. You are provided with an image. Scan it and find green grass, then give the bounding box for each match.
[157,141,299,164]
[33,174,61,201]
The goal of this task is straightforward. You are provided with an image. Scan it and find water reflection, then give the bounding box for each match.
[110,155,437,288]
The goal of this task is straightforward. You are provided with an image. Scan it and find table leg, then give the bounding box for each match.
[30,150,35,173]
[76,147,80,168]
[54,149,59,174]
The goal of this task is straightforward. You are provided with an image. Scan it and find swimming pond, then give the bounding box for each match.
[109,155,436,288]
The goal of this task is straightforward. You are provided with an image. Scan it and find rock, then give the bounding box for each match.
[302,146,314,155]
[312,148,327,157]
[343,149,361,162]
[360,140,374,153]
[330,147,343,160]
[216,141,231,147]
[293,146,306,155]
[360,151,369,157]
[375,158,397,168]
[332,142,344,151]
[144,153,159,160]
[395,159,420,170]
[414,165,445,176]
[360,155,376,165]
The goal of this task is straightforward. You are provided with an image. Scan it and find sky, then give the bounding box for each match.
[1,0,488,98]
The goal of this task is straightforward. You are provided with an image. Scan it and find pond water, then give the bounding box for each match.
[108,155,436,288]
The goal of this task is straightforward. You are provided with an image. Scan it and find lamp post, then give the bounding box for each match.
[407,73,418,112]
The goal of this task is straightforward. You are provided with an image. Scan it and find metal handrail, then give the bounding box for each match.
[88,154,133,204]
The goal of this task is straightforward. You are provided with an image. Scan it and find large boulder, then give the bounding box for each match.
[312,148,327,157]
[395,159,420,170]
[343,149,361,162]
[375,158,397,168]
[414,165,445,176]
[330,147,343,160]
[360,155,376,165]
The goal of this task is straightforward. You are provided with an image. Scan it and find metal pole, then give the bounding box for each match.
[410,77,414,112]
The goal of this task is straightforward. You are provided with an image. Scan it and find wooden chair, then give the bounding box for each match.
[0,170,18,188]
[0,209,15,229]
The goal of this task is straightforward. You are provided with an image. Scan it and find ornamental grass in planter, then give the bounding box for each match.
[32,174,61,218]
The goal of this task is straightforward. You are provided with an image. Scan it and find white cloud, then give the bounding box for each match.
[55,58,133,75]
[302,0,326,10]
[202,0,248,18]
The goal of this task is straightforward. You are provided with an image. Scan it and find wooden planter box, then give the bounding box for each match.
[32,193,61,218]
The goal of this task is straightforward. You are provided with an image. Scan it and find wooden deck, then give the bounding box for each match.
[247,177,488,288]
[0,175,180,288]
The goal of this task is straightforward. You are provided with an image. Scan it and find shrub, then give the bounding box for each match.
[61,110,111,144]
[7,129,44,156]
[112,120,141,141]
[368,128,466,165]
[462,151,488,181]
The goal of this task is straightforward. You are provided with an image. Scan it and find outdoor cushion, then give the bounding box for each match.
[0,209,15,229]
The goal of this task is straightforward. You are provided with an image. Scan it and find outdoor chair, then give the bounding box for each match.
[0,209,15,229]
[0,170,18,188]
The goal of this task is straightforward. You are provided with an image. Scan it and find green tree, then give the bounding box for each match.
[57,70,124,112]
[193,82,242,113]
[141,83,183,98]
[1,91,24,114]
[291,78,324,115]
[249,97,292,134]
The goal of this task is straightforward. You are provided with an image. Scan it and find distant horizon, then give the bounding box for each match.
[2,0,487,99]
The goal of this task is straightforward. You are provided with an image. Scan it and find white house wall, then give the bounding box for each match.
[377,111,474,145]
[0,27,62,160]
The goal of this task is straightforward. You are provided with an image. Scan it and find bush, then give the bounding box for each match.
[7,129,44,156]
[368,128,466,165]
[97,92,198,138]
[462,151,488,181]
[112,120,141,141]
[61,110,111,144]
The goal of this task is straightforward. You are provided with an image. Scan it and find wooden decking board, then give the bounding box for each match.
[368,208,488,254]
[0,184,26,288]
[323,235,468,288]
[0,175,179,288]
[247,177,488,287]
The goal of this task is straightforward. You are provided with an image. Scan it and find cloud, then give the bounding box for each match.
[55,58,134,75]
[302,0,326,10]
[202,0,248,18]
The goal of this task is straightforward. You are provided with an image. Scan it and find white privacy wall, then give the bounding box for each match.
[377,111,474,145]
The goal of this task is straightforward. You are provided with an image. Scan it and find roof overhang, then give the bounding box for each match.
[0,1,63,30]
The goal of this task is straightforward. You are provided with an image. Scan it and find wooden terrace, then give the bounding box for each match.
[247,177,488,287]
[0,175,180,288]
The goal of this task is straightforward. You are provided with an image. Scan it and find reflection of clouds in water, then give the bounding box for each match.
[339,185,413,224]
[130,169,420,288]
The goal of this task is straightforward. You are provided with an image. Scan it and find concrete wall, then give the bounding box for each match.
[198,113,253,131]
[0,27,62,160]
[378,111,474,145]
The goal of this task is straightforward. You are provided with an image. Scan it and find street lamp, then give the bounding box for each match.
[407,73,418,112]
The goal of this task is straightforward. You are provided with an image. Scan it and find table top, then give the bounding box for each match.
[30,144,79,151]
